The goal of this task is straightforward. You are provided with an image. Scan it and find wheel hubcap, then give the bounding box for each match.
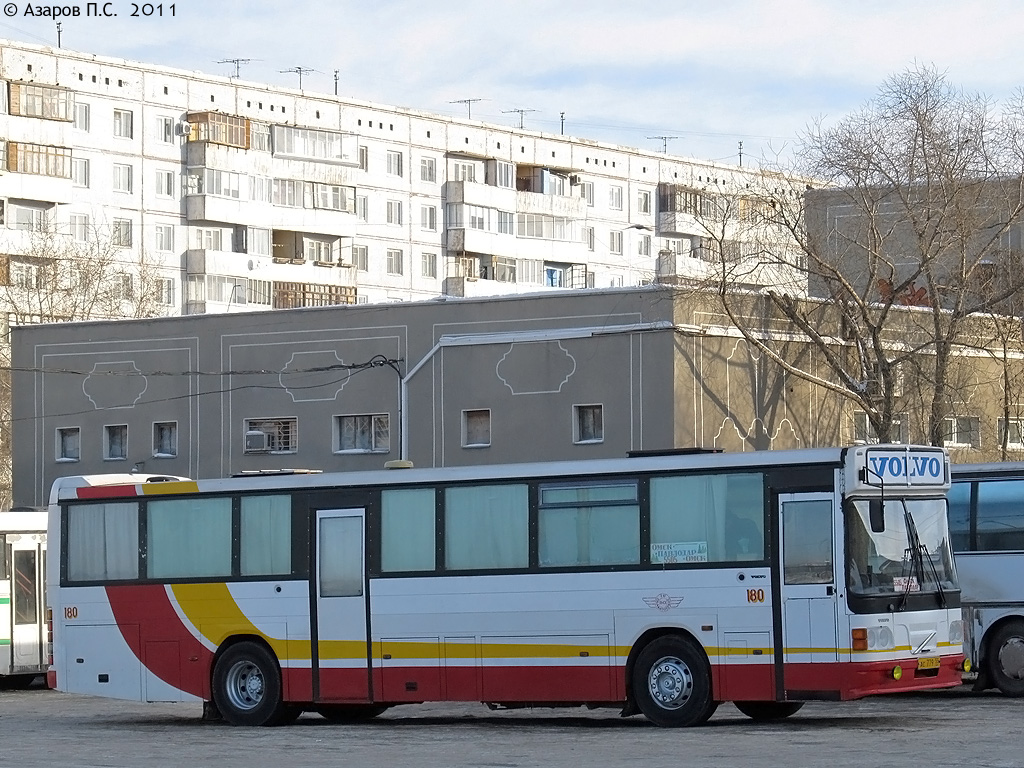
[225,660,264,711]
[998,636,1024,681]
[648,655,693,710]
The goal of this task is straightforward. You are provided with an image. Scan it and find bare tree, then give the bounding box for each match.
[691,64,1024,446]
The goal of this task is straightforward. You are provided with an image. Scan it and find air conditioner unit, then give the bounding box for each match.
[569,174,581,185]
[244,430,269,452]
[175,121,192,137]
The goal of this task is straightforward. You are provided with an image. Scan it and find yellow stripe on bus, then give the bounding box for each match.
[141,481,200,495]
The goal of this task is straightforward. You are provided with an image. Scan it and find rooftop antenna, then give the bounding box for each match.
[560,111,565,135]
[450,98,483,119]
[503,108,537,130]
[55,21,62,48]
[648,135,679,154]
[217,58,254,78]
[334,69,339,96]
[738,140,744,167]
[280,66,314,90]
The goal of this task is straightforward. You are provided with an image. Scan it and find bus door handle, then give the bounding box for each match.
[826,586,835,596]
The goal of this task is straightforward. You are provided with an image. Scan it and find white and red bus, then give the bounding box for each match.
[46,446,965,726]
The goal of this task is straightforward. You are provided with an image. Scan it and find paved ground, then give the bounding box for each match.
[0,682,1016,768]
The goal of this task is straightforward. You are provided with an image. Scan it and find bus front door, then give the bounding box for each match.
[778,493,840,695]
[9,535,45,674]
[313,509,370,702]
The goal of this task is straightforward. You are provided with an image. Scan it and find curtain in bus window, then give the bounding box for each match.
[538,483,639,567]
[381,488,436,572]
[649,473,764,564]
[445,484,528,570]
[241,495,292,576]
[977,479,1024,551]
[67,502,139,581]
[147,497,232,579]
[319,516,363,596]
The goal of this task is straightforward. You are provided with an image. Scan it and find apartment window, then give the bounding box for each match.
[112,219,133,247]
[154,224,174,252]
[154,169,174,197]
[250,122,271,152]
[72,157,90,187]
[581,181,594,206]
[11,262,40,289]
[116,272,134,300]
[463,409,491,448]
[386,150,403,176]
[574,404,604,443]
[104,424,128,460]
[357,195,368,222]
[609,185,623,210]
[247,227,270,256]
[638,190,651,214]
[113,109,134,138]
[272,125,354,162]
[314,184,355,213]
[304,238,335,264]
[272,179,303,207]
[421,252,437,278]
[582,226,595,251]
[999,418,1024,448]
[853,411,907,444]
[420,156,436,182]
[358,145,368,171]
[386,200,403,226]
[386,248,404,275]
[547,173,567,197]
[11,203,48,232]
[468,205,487,230]
[192,168,240,199]
[56,427,80,461]
[194,227,223,251]
[247,279,271,305]
[70,213,90,243]
[352,244,368,271]
[11,82,73,120]
[452,161,476,182]
[7,142,72,178]
[156,277,175,305]
[638,234,651,256]
[942,416,980,448]
[153,421,177,457]
[420,205,438,232]
[73,102,90,131]
[244,417,297,453]
[158,116,174,143]
[497,210,514,235]
[494,161,514,189]
[610,230,623,255]
[112,163,133,193]
[336,414,390,453]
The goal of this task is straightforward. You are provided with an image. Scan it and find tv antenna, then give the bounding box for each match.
[217,58,256,78]
[280,66,315,90]
[648,135,679,154]
[503,108,537,130]
[450,98,483,119]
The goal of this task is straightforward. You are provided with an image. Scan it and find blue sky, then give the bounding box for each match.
[3,0,1022,165]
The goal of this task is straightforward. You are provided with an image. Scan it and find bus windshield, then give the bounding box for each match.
[846,497,957,598]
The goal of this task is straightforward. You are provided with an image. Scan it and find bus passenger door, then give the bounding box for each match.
[9,535,45,674]
[313,509,370,702]
[778,493,839,694]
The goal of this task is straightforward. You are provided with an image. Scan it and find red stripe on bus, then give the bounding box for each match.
[105,584,213,699]
[76,485,139,499]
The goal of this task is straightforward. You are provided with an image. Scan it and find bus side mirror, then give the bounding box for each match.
[869,499,885,533]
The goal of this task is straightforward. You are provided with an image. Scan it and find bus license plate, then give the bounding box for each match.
[917,657,940,669]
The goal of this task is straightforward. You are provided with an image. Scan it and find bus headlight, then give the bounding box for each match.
[865,627,894,650]
[949,620,964,645]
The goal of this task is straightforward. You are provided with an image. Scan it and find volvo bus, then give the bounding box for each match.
[2,508,47,686]
[46,446,965,726]
[949,462,1024,695]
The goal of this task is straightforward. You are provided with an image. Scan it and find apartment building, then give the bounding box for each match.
[0,39,789,315]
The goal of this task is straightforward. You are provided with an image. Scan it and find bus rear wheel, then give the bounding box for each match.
[632,635,716,727]
[212,641,289,726]
[734,701,804,721]
[988,620,1024,697]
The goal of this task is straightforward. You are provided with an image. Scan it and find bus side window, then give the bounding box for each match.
[977,479,1024,551]
[947,481,972,552]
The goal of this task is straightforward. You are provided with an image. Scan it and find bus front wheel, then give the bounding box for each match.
[734,701,804,720]
[212,641,290,726]
[988,620,1024,697]
[632,636,716,727]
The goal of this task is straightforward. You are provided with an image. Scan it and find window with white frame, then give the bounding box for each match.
[72,157,89,187]
[271,178,303,207]
[11,262,40,289]
[420,157,436,182]
[942,416,980,448]
[244,417,297,453]
[56,426,80,461]
[610,230,623,255]
[999,418,1024,448]
[497,210,514,235]
[386,200,403,225]
[158,116,174,143]
[609,185,623,210]
[304,238,334,264]
[154,224,174,252]
[336,414,390,453]
[247,227,270,256]
[582,226,595,251]
[463,409,491,448]
[193,227,223,250]
[581,181,594,206]
[115,272,134,300]
[250,122,271,152]
[104,424,128,460]
[638,189,651,214]
[156,277,175,306]
[155,169,174,197]
[421,205,437,231]
[69,213,89,243]
[494,161,514,189]
[386,150,403,176]
[153,421,177,457]
[11,203,48,232]
[112,163,133,193]
[386,248,403,275]
[468,205,487,230]
[192,168,240,199]
[73,102,90,131]
[314,184,355,212]
[853,411,908,444]
[112,109,133,139]
[638,234,651,256]
[352,244,368,271]
[112,218,132,247]
[249,176,272,203]
[357,195,368,222]
[358,145,368,171]
[574,404,604,443]
[421,252,437,278]
[547,173,567,197]
[247,279,271,305]
[452,161,476,182]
